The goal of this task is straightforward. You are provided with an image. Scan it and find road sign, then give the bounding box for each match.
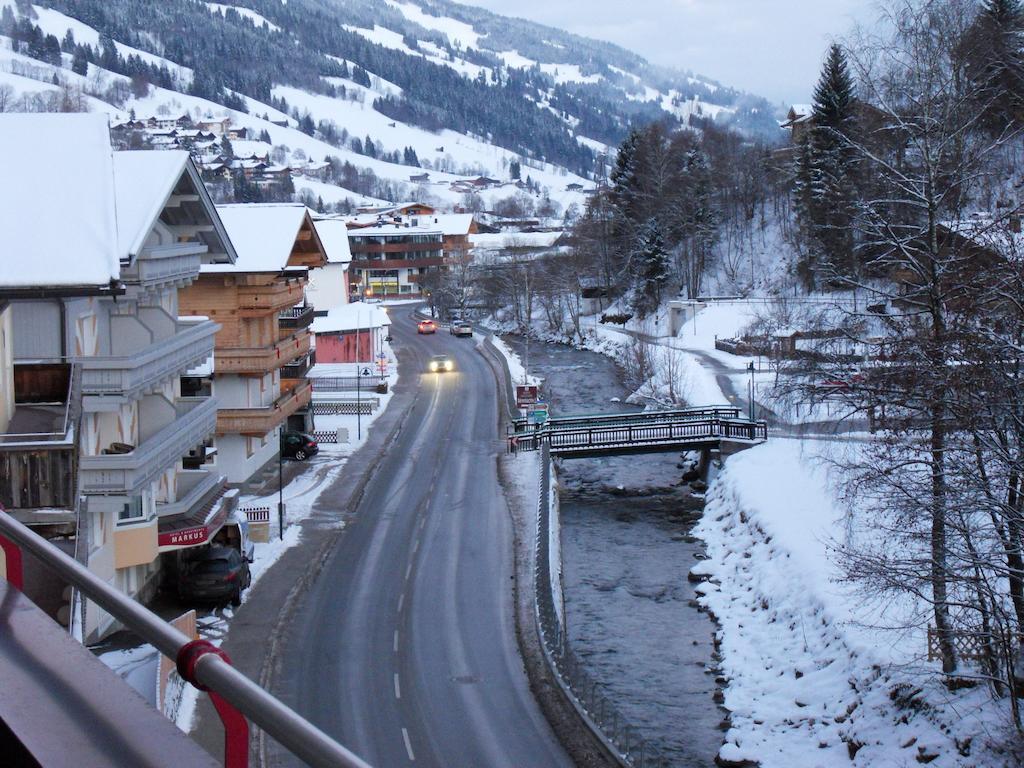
[361,367,372,376]
[528,408,548,425]
[516,385,538,408]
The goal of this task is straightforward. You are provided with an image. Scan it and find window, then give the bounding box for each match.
[118,496,144,522]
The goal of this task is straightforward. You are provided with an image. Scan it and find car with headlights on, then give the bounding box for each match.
[428,354,453,373]
[417,319,437,334]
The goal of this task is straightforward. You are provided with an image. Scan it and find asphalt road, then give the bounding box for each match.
[277,306,572,768]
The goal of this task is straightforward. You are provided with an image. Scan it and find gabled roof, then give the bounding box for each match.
[0,113,120,289]
[312,218,353,265]
[113,151,236,265]
[205,204,326,273]
[312,302,391,333]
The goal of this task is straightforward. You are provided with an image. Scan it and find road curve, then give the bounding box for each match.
[277,305,572,768]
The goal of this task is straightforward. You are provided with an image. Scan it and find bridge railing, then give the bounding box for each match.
[510,416,768,454]
[0,507,373,768]
[509,405,741,434]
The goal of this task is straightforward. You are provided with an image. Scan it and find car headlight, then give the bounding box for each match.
[445,362,453,370]
[430,362,438,371]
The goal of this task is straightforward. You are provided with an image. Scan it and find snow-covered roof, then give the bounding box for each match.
[0,113,120,288]
[311,302,392,333]
[113,150,236,264]
[348,223,443,238]
[425,213,474,236]
[312,218,352,264]
[204,204,315,273]
[112,151,189,259]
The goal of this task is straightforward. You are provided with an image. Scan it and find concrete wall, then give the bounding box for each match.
[214,432,278,486]
[306,263,348,312]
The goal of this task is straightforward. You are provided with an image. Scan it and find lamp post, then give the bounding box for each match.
[747,361,756,422]
[277,425,284,540]
[356,304,363,441]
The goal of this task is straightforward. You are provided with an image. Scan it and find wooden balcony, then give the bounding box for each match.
[215,331,311,374]
[278,304,315,332]
[236,280,305,317]
[216,381,312,436]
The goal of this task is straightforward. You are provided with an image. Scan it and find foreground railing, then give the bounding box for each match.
[0,507,373,768]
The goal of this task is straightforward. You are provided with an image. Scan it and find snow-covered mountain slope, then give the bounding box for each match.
[0,0,779,211]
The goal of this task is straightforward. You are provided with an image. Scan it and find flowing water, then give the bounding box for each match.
[506,337,723,767]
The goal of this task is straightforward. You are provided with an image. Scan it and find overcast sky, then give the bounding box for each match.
[453,0,879,105]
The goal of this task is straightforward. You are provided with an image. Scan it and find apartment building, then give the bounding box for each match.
[179,204,327,485]
[0,114,238,641]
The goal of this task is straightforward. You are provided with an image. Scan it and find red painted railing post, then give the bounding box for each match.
[177,639,250,768]
[0,531,24,590]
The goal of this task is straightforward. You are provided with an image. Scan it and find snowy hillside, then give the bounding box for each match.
[0,0,779,213]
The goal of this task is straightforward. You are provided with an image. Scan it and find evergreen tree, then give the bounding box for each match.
[965,0,1024,131]
[509,159,521,180]
[71,46,88,76]
[259,129,272,144]
[798,43,860,287]
[220,135,234,160]
[635,218,669,315]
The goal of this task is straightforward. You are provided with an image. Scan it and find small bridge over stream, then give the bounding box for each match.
[508,406,768,458]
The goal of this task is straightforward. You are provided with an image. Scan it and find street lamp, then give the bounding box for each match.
[277,425,284,540]
[747,361,756,422]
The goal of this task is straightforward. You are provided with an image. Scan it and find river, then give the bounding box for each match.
[506,336,724,767]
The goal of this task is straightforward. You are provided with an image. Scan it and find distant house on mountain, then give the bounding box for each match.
[780,104,814,143]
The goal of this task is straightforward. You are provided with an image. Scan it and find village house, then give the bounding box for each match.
[311,303,391,365]
[0,114,238,641]
[307,217,352,313]
[347,220,444,299]
[197,117,231,136]
[780,104,814,144]
[178,204,327,485]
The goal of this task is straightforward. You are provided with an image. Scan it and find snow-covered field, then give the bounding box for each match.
[696,439,1015,767]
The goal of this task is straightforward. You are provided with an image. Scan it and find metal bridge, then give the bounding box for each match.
[508,406,767,458]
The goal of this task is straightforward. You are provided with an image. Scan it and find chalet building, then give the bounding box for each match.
[307,217,352,313]
[179,204,327,485]
[432,213,478,263]
[347,222,444,299]
[197,117,231,136]
[780,104,814,144]
[409,172,431,183]
[0,114,237,641]
[311,304,391,364]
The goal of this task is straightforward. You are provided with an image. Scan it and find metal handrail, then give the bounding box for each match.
[0,508,373,768]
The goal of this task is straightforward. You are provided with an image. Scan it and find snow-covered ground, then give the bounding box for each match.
[696,439,1014,767]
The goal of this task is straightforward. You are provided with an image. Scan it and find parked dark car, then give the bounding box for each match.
[177,546,251,607]
[281,431,318,460]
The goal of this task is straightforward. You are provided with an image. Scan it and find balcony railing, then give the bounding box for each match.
[215,331,311,375]
[80,319,219,400]
[79,397,218,494]
[281,350,314,380]
[278,305,315,331]
[216,381,312,436]
[119,243,206,289]
[237,280,305,316]
[0,507,373,768]
[155,469,224,519]
[0,364,79,510]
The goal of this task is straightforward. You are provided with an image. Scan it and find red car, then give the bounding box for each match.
[417,319,437,334]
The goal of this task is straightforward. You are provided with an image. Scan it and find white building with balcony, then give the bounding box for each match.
[0,114,237,641]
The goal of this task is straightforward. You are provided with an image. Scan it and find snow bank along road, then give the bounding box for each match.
[273,306,572,767]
